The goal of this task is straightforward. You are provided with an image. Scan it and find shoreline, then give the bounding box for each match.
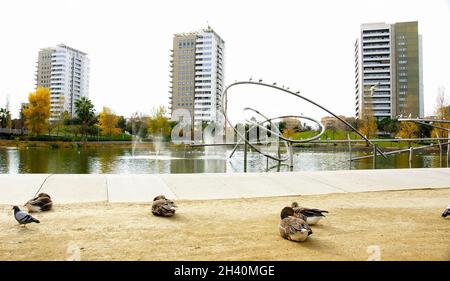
[0,139,443,152]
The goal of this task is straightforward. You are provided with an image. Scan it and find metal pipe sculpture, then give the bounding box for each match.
[220,80,387,166]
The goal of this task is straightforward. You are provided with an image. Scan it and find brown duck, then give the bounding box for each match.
[25,193,53,213]
[291,202,328,225]
[279,206,312,242]
[151,195,177,217]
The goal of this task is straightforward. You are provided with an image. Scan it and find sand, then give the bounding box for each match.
[1,188,449,261]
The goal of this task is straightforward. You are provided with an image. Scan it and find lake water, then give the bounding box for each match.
[0,145,446,174]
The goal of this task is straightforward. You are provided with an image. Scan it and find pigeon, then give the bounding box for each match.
[279,207,312,242]
[442,205,450,218]
[151,195,178,217]
[25,193,53,212]
[12,206,40,226]
[258,79,263,83]
[291,202,328,225]
[272,82,277,86]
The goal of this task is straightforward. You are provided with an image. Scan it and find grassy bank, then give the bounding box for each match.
[0,139,140,149]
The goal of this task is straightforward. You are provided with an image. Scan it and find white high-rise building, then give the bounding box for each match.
[169,26,225,124]
[36,44,90,122]
[355,21,423,120]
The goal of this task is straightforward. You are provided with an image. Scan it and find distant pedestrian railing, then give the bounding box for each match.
[0,128,28,135]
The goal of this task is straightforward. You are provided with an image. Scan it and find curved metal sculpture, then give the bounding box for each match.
[220,80,387,167]
[243,108,326,143]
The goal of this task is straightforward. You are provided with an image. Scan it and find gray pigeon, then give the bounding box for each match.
[12,206,40,226]
[442,205,450,218]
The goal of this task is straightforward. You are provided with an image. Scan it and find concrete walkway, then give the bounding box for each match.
[1,168,449,204]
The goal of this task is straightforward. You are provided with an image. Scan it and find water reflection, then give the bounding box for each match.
[0,146,446,174]
[0,148,9,173]
[18,148,49,173]
[97,148,121,173]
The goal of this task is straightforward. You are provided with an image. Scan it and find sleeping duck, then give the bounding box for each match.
[25,193,53,213]
[279,206,312,242]
[291,202,328,225]
[151,195,177,217]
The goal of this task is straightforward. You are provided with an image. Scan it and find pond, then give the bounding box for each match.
[0,145,446,174]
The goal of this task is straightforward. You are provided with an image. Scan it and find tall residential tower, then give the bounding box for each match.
[35,44,90,122]
[354,21,423,120]
[169,26,225,124]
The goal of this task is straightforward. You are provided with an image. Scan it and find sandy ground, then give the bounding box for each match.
[1,188,449,261]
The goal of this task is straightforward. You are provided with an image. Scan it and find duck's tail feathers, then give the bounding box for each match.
[41,202,53,211]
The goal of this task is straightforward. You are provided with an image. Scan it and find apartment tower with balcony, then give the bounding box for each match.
[169,26,225,124]
[355,21,423,120]
[36,44,90,122]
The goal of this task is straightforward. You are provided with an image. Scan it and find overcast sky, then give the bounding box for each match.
[0,0,449,121]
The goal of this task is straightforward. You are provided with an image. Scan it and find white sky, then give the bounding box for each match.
[0,0,449,121]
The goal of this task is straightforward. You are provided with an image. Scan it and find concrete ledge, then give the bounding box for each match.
[0,168,449,204]
[304,169,450,192]
[0,174,50,205]
[107,174,175,203]
[39,174,108,203]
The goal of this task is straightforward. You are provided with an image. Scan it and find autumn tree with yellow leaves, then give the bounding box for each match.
[24,87,50,136]
[396,121,420,147]
[147,106,171,139]
[98,107,121,136]
[358,86,378,144]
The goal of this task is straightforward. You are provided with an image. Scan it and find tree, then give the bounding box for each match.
[53,93,68,136]
[23,87,51,136]
[358,113,377,141]
[282,128,296,140]
[431,87,450,139]
[277,121,286,133]
[117,116,127,133]
[396,121,420,146]
[0,107,11,128]
[377,117,400,137]
[127,112,149,139]
[19,104,28,134]
[99,107,121,136]
[340,117,356,132]
[147,106,171,140]
[75,96,95,142]
[358,88,378,145]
